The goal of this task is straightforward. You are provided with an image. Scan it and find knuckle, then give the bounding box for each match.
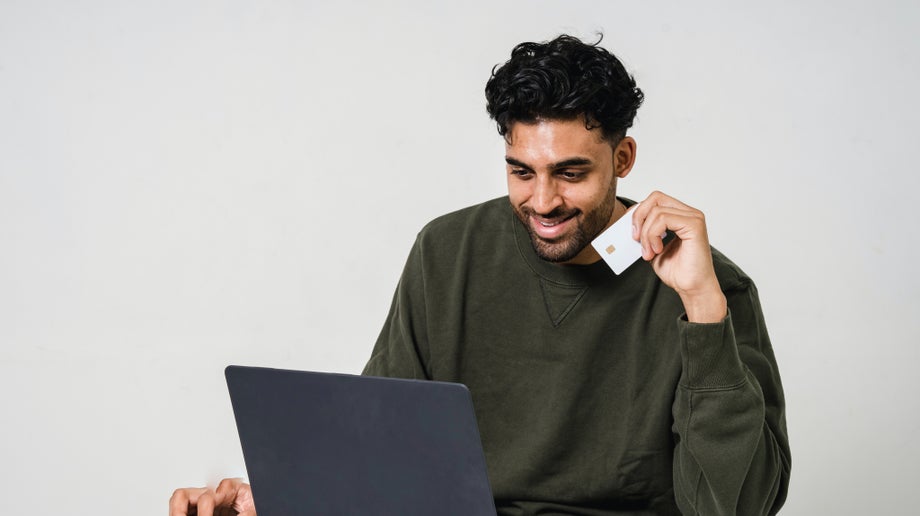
[217,477,238,492]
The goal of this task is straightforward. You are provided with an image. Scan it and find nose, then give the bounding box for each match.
[531,175,562,215]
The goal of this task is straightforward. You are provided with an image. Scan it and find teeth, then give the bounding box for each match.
[540,220,558,227]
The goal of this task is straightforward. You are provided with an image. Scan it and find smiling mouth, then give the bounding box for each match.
[536,216,572,227]
[528,211,578,240]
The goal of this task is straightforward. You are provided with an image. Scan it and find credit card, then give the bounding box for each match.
[591,206,670,275]
[591,207,643,274]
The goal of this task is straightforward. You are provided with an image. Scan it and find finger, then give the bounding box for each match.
[631,191,692,240]
[168,489,190,516]
[639,206,680,258]
[170,488,210,516]
[630,201,648,242]
[215,477,242,496]
[236,482,256,513]
[195,491,216,516]
[639,189,697,222]
[629,203,643,242]
[214,477,245,507]
[644,190,692,211]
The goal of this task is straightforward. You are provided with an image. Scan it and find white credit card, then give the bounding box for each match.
[591,206,665,275]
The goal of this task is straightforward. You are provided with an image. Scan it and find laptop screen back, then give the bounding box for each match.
[225,365,496,516]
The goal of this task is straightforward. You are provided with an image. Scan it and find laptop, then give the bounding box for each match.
[225,365,496,516]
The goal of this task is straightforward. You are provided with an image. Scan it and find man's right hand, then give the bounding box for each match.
[169,477,256,516]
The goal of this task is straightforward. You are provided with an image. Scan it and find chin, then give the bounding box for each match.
[531,237,586,263]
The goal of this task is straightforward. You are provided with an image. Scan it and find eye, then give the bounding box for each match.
[509,168,532,178]
[558,170,584,181]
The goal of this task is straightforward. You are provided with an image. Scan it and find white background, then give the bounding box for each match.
[2,1,918,514]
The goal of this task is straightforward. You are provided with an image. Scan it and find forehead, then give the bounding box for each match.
[505,118,610,163]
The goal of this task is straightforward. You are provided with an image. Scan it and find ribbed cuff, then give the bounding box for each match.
[677,311,747,390]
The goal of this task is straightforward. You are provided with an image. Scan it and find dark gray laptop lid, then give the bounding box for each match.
[225,365,496,516]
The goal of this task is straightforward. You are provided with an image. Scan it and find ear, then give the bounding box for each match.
[612,136,637,179]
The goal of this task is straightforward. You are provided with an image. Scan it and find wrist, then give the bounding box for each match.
[679,287,727,323]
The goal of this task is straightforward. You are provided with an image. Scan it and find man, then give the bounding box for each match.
[171,35,790,515]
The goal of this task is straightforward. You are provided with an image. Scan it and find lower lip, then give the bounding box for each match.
[530,215,574,240]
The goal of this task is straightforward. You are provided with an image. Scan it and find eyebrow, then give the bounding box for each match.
[505,156,594,170]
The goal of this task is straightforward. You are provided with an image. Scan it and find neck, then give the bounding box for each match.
[609,198,628,227]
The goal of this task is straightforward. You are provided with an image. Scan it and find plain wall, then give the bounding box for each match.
[2,1,918,513]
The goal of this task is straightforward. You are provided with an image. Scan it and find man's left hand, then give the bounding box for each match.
[630,191,727,323]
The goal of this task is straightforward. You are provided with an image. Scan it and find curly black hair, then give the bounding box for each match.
[485,34,644,143]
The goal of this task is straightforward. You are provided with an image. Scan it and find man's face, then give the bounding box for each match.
[506,118,634,265]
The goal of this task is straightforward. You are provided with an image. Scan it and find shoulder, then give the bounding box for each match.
[710,246,756,293]
[417,196,511,244]
[404,197,515,277]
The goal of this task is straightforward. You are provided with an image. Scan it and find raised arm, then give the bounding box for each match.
[632,192,791,514]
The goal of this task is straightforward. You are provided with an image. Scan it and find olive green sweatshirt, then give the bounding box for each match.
[363,197,790,515]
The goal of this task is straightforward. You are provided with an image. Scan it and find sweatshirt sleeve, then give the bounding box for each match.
[362,237,431,380]
[671,282,791,515]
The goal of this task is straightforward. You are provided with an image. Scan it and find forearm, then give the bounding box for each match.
[671,313,791,515]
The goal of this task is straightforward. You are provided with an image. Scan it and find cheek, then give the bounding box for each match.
[560,185,591,207]
[563,181,611,210]
[506,178,530,205]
